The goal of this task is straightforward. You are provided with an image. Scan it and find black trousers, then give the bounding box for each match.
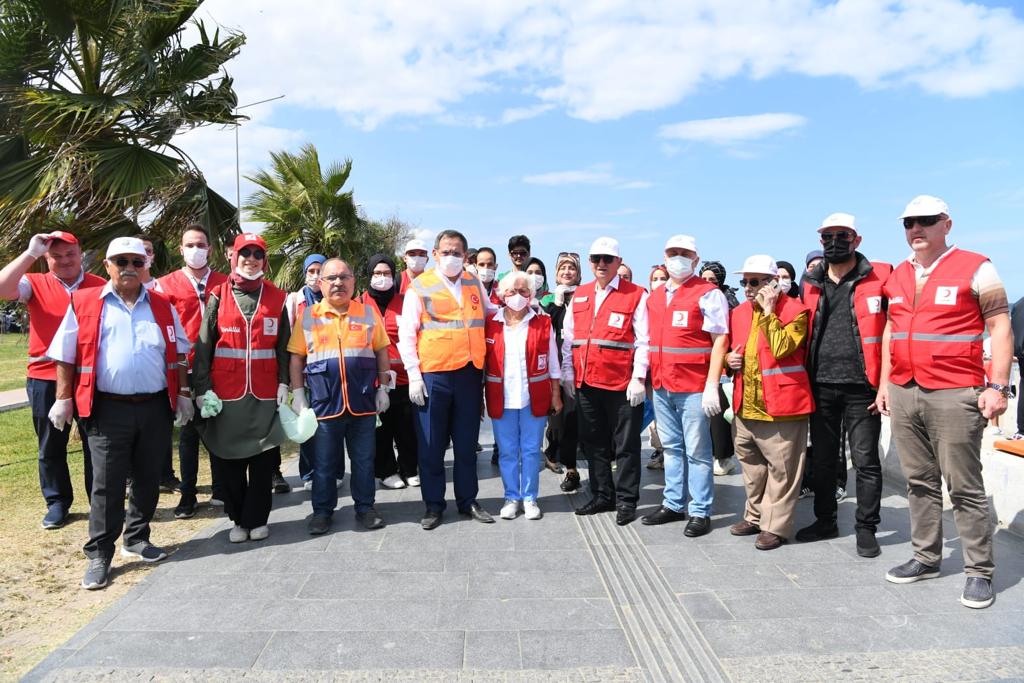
[27,377,92,513]
[212,448,276,529]
[374,384,419,480]
[809,383,882,532]
[709,383,734,462]
[545,386,580,470]
[82,394,171,559]
[577,383,643,509]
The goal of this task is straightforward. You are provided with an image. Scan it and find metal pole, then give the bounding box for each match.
[232,94,286,224]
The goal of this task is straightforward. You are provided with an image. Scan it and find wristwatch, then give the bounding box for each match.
[985,382,1011,398]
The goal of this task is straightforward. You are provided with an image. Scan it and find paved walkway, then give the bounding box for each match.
[27,425,1024,682]
[0,386,28,412]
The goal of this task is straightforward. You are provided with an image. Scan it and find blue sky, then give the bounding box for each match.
[179,0,1024,299]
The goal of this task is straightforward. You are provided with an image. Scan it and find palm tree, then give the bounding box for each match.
[0,0,244,269]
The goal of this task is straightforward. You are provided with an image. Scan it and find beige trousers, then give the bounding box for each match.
[733,416,808,538]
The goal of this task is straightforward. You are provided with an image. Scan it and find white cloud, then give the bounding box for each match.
[523,164,651,190]
[658,113,807,146]
[500,103,556,124]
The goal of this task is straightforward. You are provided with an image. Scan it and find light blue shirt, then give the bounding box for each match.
[47,283,190,395]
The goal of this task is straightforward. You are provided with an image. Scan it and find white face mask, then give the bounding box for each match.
[370,274,394,291]
[439,255,464,278]
[529,273,544,293]
[305,273,320,288]
[183,246,208,269]
[778,277,792,292]
[665,256,694,280]
[144,254,154,270]
[504,293,529,312]
[465,264,477,275]
[405,255,427,273]
[235,266,264,281]
[651,279,667,290]
[477,267,496,283]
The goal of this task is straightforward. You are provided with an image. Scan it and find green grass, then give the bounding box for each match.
[0,333,29,392]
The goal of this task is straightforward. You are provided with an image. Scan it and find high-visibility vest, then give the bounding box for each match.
[359,291,408,385]
[729,296,814,417]
[71,288,179,417]
[299,299,381,418]
[209,282,287,401]
[569,279,644,391]
[884,249,988,389]
[802,261,892,388]
[25,272,104,380]
[411,269,486,373]
[156,269,228,366]
[647,277,718,393]
[484,313,553,418]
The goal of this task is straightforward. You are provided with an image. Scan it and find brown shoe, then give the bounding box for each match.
[755,531,785,550]
[730,519,760,536]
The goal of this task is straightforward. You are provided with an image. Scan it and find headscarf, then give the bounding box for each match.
[229,247,265,293]
[699,260,740,309]
[552,252,581,306]
[302,253,327,307]
[525,256,550,300]
[365,253,398,311]
[775,260,801,298]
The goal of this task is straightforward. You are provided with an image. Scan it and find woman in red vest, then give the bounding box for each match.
[191,234,291,544]
[485,271,562,520]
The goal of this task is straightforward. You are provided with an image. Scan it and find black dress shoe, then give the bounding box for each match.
[616,508,637,526]
[271,470,291,494]
[560,471,581,492]
[684,516,711,537]
[795,521,839,543]
[641,506,687,526]
[575,499,615,516]
[461,502,495,524]
[421,510,442,530]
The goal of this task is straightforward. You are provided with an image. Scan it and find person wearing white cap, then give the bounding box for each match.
[46,236,193,589]
[399,238,430,293]
[560,236,650,526]
[641,235,729,537]
[877,195,1011,609]
[796,213,893,558]
[725,255,814,550]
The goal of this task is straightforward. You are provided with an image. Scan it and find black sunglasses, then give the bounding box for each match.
[558,251,580,260]
[902,215,944,230]
[739,278,768,288]
[237,247,266,259]
[820,230,854,242]
[510,249,529,258]
[113,257,146,268]
[589,254,616,265]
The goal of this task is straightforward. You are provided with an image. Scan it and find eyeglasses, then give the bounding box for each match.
[902,215,944,230]
[510,249,529,258]
[589,254,616,265]
[739,278,768,288]
[113,257,146,268]
[237,247,265,259]
[321,274,353,283]
[820,230,854,242]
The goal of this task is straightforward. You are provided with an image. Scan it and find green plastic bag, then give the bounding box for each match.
[279,403,318,444]
[199,390,222,418]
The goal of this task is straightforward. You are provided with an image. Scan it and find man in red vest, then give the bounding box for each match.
[399,238,429,294]
[560,236,650,526]
[0,231,104,530]
[47,237,193,590]
[156,224,229,518]
[797,213,892,559]
[877,195,1011,610]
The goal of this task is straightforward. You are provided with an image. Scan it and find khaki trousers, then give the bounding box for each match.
[888,383,993,578]
[733,416,808,538]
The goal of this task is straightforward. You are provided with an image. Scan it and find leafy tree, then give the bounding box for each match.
[0,0,244,269]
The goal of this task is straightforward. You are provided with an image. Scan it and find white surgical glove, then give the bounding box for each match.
[701,381,722,417]
[276,383,289,406]
[175,395,195,426]
[409,379,428,406]
[291,389,308,414]
[560,376,575,400]
[626,378,646,407]
[26,233,53,258]
[375,386,390,413]
[554,284,571,306]
[48,398,73,431]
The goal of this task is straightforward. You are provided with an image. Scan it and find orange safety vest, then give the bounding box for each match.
[300,299,380,418]
[156,268,228,366]
[411,269,486,373]
[25,272,105,380]
[359,292,408,385]
[209,281,287,401]
[569,279,645,391]
[884,249,988,389]
[484,313,553,418]
[647,277,718,393]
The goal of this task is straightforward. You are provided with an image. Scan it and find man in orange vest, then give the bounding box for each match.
[560,236,651,526]
[797,213,892,559]
[877,195,1011,609]
[46,237,192,590]
[397,229,494,529]
[0,231,104,530]
[726,255,814,550]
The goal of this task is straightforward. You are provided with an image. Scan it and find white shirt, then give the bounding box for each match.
[662,277,731,334]
[559,275,650,381]
[494,309,562,409]
[17,269,86,303]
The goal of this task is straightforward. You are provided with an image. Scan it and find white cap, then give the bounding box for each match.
[734,255,778,276]
[818,212,856,233]
[403,238,428,254]
[105,237,147,259]
[664,234,697,253]
[899,195,948,219]
[588,236,620,257]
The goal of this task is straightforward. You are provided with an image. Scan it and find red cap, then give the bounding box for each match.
[48,231,78,245]
[232,232,267,251]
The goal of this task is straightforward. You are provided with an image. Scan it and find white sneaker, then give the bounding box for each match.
[523,500,542,520]
[229,525,248,543]
[381,474,406,489]
[302,480,313,491]
[713,458,735,476]
[209,497,225,507]
[499,499,521,520]
[249,525,269,541]
[406,475,421,487]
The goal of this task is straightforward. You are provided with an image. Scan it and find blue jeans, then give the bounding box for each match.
[652,388,713,517]
[309,413,375,516]
[492,407,546,501]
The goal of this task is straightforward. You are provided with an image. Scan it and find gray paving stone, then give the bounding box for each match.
[436,598,620,631]
[299,571,469,600]
[274,549,445,573]
[643,543,718,569]
[161,547,275,575]
[882,577,1024,615]
[465,571,606,599]
[60,631,271,668]
[379,526,515,551]
[718,586,916,619]
[443,549,594,573]
[254,630,466,670]
[510,526,588,550]
[698,539,849,565]
[776,560,891,588]
[660,563,795,593]
[678,592,734,621]
[518,629,638,670]
[464,630,523,670]
[138,573,308,601]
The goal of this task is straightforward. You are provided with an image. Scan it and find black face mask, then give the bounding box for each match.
[822,237,854,264]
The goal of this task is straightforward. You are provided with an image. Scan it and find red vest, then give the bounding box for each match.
[209,282,287,401]
[25,272,105,380]
[884,249,988,389]
[648,277,718,392]
[730,296,814,417]
[156,269,228,365]
[802,262,892,388]
[71,288,179,417]
[570,279,644,391]
[359,291,408,385]
[484,313,553,418]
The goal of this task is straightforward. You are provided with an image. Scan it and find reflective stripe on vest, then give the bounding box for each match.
[573,338,632,350]
[761,364,806,377]
[649,346,712,354]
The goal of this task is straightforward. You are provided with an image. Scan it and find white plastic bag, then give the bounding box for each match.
[278,403,318,444]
